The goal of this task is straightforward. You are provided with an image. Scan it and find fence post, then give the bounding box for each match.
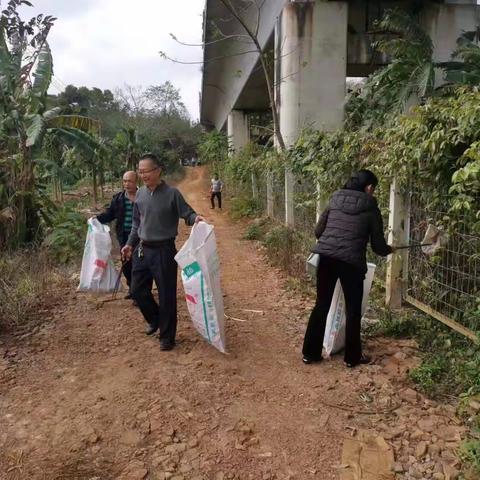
[285,168,295,227]
[251,172,258,200]
[386,178,410,309]
[267,172,274,217]
[316,181,327,222]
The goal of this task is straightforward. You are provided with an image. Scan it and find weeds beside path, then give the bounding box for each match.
[0,167,468,480]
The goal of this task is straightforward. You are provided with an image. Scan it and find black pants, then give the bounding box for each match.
[302,256,365,364]
[131,241,178,344]
[120,232,132,289]
[211,192,222,209]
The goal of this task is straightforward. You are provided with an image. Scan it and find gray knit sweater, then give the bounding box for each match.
[127,182,197,246]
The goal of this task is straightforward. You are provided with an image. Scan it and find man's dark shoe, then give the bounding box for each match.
[160,340,175,351]
[302,356,322,365]
[124,293,132,300]
[346,355,372,368]
[145,324,159,336]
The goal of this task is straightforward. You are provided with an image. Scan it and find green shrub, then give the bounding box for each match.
[43,205,87,264]
[229,196,262,220]
[263,225,309,277]
[460,439,480,478]
[243,218,271,241]
[244,223,263,241]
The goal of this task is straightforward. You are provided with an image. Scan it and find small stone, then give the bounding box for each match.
[428,444,441,459]
[418,417,437,433]
[468,399,480,412]
[443,463,460,480]
[440,426,462,442]
[188,438,199,448]
[400,388,418,404]
[165,443,187,454]
[410,429,424,440]
[392,352,407,363]
[409,467,423,479]
[415,441,428,459]
[393,462,404,473]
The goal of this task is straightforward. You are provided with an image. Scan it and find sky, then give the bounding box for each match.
[19,0,205,120]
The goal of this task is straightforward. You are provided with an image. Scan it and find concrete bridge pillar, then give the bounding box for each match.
[422,3,480,86]
[227,110,249,155]
[275,0,348,226]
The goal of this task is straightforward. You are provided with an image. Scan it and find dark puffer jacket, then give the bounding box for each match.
[311,189,392,273]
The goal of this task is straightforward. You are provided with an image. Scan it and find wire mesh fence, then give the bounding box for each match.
[271,171,285,224]
[406,191,480,336]
[256,173,267,213]
[293,175,317,238]
[225,168,480,338]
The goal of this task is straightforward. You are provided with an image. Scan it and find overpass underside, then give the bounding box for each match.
[202,0,480,134]
[201,0,480,224]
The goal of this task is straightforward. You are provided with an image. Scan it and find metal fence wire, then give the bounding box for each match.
[293,175,317,237]
[271,172,285,224]
[406,191,480,336]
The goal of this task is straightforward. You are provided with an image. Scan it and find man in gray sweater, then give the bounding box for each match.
[121,154,203,351]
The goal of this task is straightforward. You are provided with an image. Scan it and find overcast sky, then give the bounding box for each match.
[20,1,205,120]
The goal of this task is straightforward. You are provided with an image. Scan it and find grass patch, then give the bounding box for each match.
[229,196,262,220]
[243,217,272,241]
[0,249,65,333]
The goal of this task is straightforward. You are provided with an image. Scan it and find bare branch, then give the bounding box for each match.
[170,32,252,47]
[159,49,260,65]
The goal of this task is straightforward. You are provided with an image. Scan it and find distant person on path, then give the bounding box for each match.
[97,170,137,299]
[121,154,203,351]
[302,169,395,368]
[210,174,223,209]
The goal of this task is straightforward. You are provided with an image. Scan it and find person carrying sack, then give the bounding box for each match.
[96,170,137,299]
[121,154,204,352]
[302,169,395,368]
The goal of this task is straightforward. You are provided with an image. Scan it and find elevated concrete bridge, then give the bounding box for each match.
[200,0,480,224]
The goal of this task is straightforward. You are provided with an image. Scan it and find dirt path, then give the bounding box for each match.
[0,167,464,480]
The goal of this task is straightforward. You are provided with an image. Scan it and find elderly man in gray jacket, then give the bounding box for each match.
[121,154,203,351]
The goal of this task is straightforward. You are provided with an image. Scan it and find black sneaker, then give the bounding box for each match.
[345,355,372,368]
[160,340,175,351]
[302,356,322,365]
[145,324,159,336]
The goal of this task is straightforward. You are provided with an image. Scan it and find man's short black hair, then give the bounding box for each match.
[139,153,162,168]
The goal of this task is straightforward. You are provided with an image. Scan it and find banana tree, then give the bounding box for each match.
[0,2,101,246]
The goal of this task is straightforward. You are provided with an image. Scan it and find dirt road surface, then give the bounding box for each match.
[0,167,463,480]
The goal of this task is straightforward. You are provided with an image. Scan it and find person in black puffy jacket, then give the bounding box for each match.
[302,169,395,368]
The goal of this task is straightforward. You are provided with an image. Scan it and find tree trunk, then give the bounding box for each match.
[92,165,98,206]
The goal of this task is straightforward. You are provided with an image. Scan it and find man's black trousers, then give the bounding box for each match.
[211,192,222,209]
[302,256,365,365]
[120,232,132,289]
[131,240,178,344]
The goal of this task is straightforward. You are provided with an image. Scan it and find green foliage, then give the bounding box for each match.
[444,31,480,87]
[371,306,424,339]
[262,225,310,277]
[198,130,228,168]
[345,9,435,130]
[229,195,262,220]
[243,218,271,241]
[460,439,480,477]
[42,205,86,263]
[244,223,263,241]
[410,323,480,397]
